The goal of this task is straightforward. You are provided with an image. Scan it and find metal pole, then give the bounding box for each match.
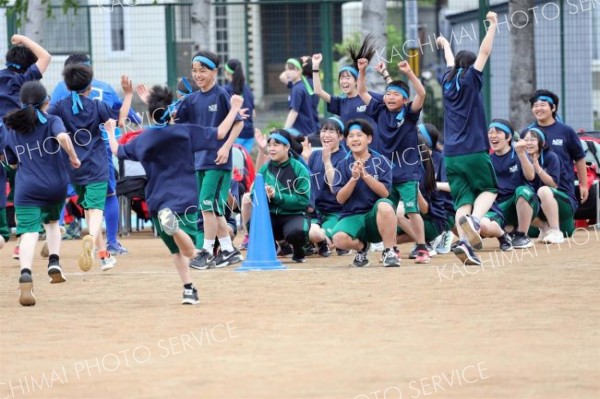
[559,0,566,121]
[165,5,177,89]
[479,0,491,121]
[320,0,333,116]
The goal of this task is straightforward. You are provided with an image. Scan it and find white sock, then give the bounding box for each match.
[203,239,215,252]
[219,236,234,252]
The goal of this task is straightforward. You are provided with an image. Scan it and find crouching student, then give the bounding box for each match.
[3,82,80,306]
[105,86,243,304]
[331,119,399,267]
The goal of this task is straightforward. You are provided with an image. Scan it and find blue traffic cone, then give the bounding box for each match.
[236,174,286,271]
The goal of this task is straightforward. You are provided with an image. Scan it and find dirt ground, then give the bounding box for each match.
[0,227,599,399]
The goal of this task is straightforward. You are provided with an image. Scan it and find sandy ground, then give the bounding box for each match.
[0,227,599,399]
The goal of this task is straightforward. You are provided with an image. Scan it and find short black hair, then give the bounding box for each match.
[5,46,37,73]
[64,53,91,67]
[529,89,559,118]
[192,50,220,69]
[63,64,93,92]
[386,80,410,98]
[344,118,374,138]
[148,85,174,124]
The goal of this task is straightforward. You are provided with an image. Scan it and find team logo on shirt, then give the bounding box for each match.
[396,120,405,128]
[552,139,563,146]
[356,105,366,113]
[208,104,218,112]
[509,165,518,173]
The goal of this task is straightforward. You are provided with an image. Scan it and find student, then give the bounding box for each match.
[331,119,399,267]
[51,53,133,256]
[176,50,244,270]
[418,123,455,254]
[1,34,51,259]
[48,64,133,272]
[106,86,243,303]
[436,11,499,266]
[524,89,588,236]
[357,57,430,264]
[488,119,538,248]
[256,129,311,263]
[224,58,256,153]
[0,123,8,250]
[3,82,80,306]
[283,58,319,136]
[306,117,348,256]
[522,128,573,244]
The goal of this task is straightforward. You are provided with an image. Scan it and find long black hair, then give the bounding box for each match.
[347,34,376,70]
[418,135,436,195]
[226,58,245,95]
[444,50,476,87]
[3,81,48,134]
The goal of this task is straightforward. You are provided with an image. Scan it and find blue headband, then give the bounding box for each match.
[489,122,513,137]
[71,91,84,115]
[348,124,362,133]
[418,124,433,148]
[22,102,48,124]
[6,62,21,70]
[535,95,554,105]
[528,127,546,144]
[157,106,172,125]
[327,117,345,132]
[386,85,409,99]
[176,77,194,96]
[339,66,358,78]
[192,56,217,70]
[268,133,290,146]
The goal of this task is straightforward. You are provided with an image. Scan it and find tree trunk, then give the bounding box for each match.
[191,0,212,52]
[362,0,387,92]
[509,0,536,131]
[23,0,45,45]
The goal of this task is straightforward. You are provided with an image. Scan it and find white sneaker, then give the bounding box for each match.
[542,229,564,244]
[370,242,384,252]
[100,255,117,271]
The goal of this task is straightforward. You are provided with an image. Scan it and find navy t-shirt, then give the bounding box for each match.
[117,124,219,215]
[3,115,70,206]
[333,151,392,217]
[431,150,454,216]
[530,149,578,211]
[327,92,382,144]
[366,97,421,183]
[419,167,446,223]
[223,83,254,139]
[48,96,118,185]
[0,65,42,118]
[176,84,241,171]
[491,150,532,203]
[0,124,6,208]
[308,148,347,214]
[442,66,488,156]
[524,121,585,210]
[288,80,319,135]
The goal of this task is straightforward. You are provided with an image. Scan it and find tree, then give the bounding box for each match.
[190,0,211,52]
[509,0,536,130]
[362,0,387,92]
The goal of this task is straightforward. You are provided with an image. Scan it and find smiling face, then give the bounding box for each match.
[523,131,542,157]
[531,100,555,125]
[383,89,408,112]
[488,127,510,155]
[346,128,372,157]
[338,71,357,96]
[319,126,342,151]
[285,64,302,83]
[192,62,217,92]
[267,139,290,163]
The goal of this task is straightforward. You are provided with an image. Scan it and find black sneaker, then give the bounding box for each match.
[19,273,36,306]
[214,249,243,268]
[276,241,294,257]
[512,232,533,249]
[189,249,216,270]
[292,255,306,263]
[408,245,419,259]
[459,215,483,250]
[498,233,513,252]
[382,248,401,267]
[353,250,369,267]
[303,243,316,257]
[317,241,331,257]
[48,264,67,284]
[336,248,351,256]
[182,287,199,305]
[453,240,482,266]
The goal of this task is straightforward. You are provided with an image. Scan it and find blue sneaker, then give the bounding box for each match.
[108,242,128,256]
[452,240,481,266]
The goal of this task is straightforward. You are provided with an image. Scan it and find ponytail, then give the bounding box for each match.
[227,59,245,95]
[3,106,38,134]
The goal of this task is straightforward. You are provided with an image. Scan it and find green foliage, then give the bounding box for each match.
[0,0,80,28]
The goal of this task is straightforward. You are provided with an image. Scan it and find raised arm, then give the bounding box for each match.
[11,34,51,74]
[118,76,134,127]
[217,95,244,139]
[104,119,120,156]
[436,36,454,67]
[356,58,373,106]
[311,54,331,103]
[474,12,498,72]
[514,140,535,181]
[375,61,393,85]
[398,60,426,113]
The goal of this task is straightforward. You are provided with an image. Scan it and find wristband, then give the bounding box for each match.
[312,69,320,73]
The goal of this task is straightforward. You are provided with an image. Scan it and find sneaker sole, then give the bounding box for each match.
[78,235,95,272]
[453,247,481,266]
[513,242,533,249]
[48,266,66,284]
[215,253,243,268]
[460,217,483,250]
[351,260,370,267]
[40,241,49,258]
[19,276,36,306]
[383,261,401,267]
[182,298,200,305]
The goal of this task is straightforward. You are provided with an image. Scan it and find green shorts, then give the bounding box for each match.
[483,209,505,229]
[397,215,443,242]
[388,181,419,214]
[331,199,394,244]
[0,207,10,242]
[152,211,200,254]
[498,186,539,227]
[445,214,456,231]
[311,212,340,239]
[74,182,108,210]
[538,188,575,236]
[15,203,63,235]
[197,170,231,215]
[445,152,498,210]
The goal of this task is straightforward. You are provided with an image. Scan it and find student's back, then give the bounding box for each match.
[0,65,42,117]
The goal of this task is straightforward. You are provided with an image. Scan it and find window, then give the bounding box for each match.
[38,1,89,55]
[111,6,125,52]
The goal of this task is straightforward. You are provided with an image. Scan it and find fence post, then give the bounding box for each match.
[320,0,333,117]
[165,4,178,89]
[6,7,16,47]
